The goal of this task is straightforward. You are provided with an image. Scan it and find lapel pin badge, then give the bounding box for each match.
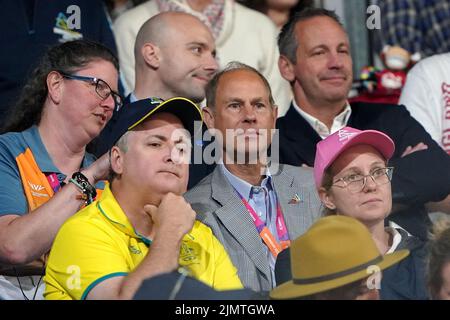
[288,193,301,204]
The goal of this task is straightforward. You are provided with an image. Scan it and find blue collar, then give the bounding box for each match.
[22,125,96,174]
[220,164,273,201]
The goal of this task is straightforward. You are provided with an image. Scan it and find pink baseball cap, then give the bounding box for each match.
[313,127,395,188]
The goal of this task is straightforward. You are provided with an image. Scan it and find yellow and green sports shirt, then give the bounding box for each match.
[44,185,242,300]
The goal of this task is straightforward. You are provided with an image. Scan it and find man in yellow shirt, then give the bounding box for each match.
[44,97,242,300]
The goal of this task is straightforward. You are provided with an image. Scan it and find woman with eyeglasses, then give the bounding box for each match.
[0,40,121,300]
[312,126,429,300]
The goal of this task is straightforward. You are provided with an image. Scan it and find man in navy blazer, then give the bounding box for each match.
[275,8,450,240]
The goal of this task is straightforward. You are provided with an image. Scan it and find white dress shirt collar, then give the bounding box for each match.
[292,100,352,139]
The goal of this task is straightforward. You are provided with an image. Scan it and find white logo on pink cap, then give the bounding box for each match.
[337,129,357,143]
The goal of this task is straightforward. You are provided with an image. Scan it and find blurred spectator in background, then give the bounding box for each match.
[428,217,450,300]
[377,0,450,60]
[0,0,117,128]
[113,0,292,115]
[102,0,146,21]
[239,0,313,29]
[399,53,450,155]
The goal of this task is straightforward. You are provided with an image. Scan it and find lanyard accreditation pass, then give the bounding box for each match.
[235,190,290,257]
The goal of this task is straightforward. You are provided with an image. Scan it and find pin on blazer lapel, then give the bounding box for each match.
[272,166,305,241]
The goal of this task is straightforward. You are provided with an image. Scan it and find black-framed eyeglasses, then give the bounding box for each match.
[59,72,123,111]
[332,167,394,194]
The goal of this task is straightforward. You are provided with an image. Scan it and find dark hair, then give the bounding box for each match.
[1,40,119,133]
[320,167,337,216]
[428,219,450,299]
[299,278,368,300]
[239,0,314,16]
[102,0,146,13]
[278,8,344,63]
[205,61,275,109]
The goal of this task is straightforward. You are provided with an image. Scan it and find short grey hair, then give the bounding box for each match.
[205,61,275,109]
[115,131,130,153]
[108,131,131,183]
[278,8,344,64]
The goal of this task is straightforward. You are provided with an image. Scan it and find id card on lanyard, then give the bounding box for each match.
[47,173,62,193]
[235,190,290,258]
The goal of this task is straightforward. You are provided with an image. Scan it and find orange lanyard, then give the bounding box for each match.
[235,190,290,257]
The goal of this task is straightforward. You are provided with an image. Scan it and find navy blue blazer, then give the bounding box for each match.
[276,102,450,240]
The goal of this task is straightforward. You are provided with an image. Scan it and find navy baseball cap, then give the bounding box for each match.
[105,97,203,150]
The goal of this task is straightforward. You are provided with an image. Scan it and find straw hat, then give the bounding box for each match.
[270,215,409,299]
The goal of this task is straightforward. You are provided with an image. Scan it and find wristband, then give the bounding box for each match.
[69,172,97,205]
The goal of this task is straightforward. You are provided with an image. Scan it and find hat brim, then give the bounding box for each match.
[129,97,203,137]
[270,249,409,299]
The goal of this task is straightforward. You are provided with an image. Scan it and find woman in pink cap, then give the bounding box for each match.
[313,126,429,300]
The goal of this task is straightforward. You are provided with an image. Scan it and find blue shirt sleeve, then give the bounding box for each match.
[0,136,28,216]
